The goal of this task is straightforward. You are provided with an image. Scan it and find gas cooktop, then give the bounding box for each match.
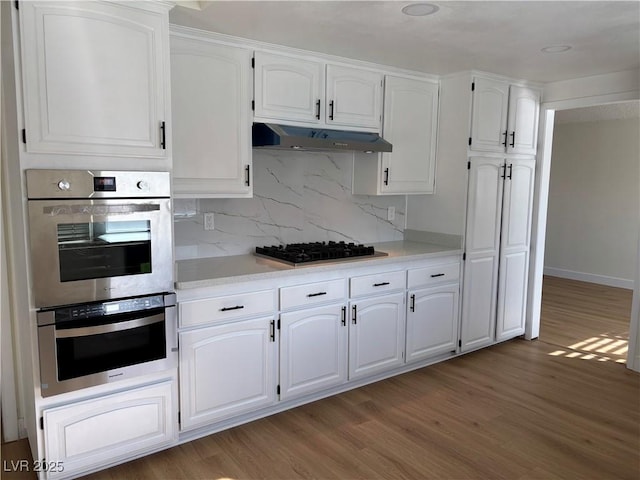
[255,241,387,266]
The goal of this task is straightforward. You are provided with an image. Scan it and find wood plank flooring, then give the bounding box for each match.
[539,275,632,364]
[3,276,638,480]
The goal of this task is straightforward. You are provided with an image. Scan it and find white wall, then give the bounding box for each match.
[526,68,639,341]
[544,117,639,288]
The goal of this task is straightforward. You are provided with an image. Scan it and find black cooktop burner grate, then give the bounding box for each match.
[255,241,384,265]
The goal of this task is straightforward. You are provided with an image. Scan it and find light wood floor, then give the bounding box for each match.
[3,277,638,480]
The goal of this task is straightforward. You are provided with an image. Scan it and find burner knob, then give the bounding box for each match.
[57,180,70,191]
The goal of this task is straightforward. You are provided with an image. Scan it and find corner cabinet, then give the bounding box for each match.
[470,77,540,155]
[254,51,382,130]
[170,31,253,197]
[18,1,171,159]
[353,75,439,195]
[42,380,176,480]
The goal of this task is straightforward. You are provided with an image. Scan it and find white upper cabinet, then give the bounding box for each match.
[470,78,510,153]
[254,52,324,124]
[507,86,540,155]
[470,77,540,155]
[171,32,253,197]
[352,75,438,195]
[254,51,382,130]
[325,65,382,129]
[19,1,170,159]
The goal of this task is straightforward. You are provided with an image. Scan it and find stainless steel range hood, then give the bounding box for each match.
[252,123,392,153]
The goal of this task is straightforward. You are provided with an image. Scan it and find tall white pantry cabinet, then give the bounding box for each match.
[410,72,540,352]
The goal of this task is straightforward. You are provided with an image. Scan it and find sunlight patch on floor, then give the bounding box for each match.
[547,334,628,363]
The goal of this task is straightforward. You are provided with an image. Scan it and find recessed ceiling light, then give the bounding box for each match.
[541,45,572,54]
[401,3,439,16]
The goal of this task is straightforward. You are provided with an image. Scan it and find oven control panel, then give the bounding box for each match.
[51,295,166,324]
[26,169,170,199]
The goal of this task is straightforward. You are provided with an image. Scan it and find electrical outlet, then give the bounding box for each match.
[387,206,395,221]
[204,212,215,231]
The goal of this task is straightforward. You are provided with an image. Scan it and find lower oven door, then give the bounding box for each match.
[27,197,173,308]
[38,295,177,397]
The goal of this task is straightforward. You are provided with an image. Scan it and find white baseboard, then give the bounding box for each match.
[543,267,634,290]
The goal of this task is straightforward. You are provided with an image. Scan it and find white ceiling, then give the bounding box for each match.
[169,1,640,83]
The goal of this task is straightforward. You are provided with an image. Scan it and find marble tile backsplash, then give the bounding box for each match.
[173,150,406,260]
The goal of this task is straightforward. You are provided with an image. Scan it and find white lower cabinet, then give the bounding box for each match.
[279,303,348,400]
[349,292,406,379]
[406,284,459,362]
[42,380,175,479]
[174,258,464,435]
[179,317,277,430]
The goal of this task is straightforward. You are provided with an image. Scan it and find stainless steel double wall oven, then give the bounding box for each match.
[26,170,177,397]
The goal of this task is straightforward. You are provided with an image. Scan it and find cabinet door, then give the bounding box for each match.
[470,77,509,153]
[506,86,540,155]
[460,157,504,352]
[349,292,405,379]
[325,65,382,129]
[280,304,348,400]
[254,52,323,124]
[380,76,439,194]
[179,317,277,430]
[19,1,169,158]
[43,381,175,479]
[407,284,459,362]
[171,35,252,197]
[496,158,535,341]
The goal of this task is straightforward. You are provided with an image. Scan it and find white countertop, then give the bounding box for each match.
[175,241,462,290]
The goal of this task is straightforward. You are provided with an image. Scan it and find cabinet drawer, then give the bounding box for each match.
[408,262,460,289]
[350,270,406,298]
[280,279,346,311]
[179,290,276,328]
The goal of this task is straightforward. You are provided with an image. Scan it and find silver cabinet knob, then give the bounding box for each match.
[57,180,70,191]
[137,181,148,190]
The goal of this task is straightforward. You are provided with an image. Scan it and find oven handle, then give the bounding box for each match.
[42,203,160,216]
[55,313,164,338]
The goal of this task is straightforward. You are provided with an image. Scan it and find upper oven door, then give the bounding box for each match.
[28,198,173,308]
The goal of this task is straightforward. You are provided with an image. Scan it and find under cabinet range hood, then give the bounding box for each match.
[252,123,392,153]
